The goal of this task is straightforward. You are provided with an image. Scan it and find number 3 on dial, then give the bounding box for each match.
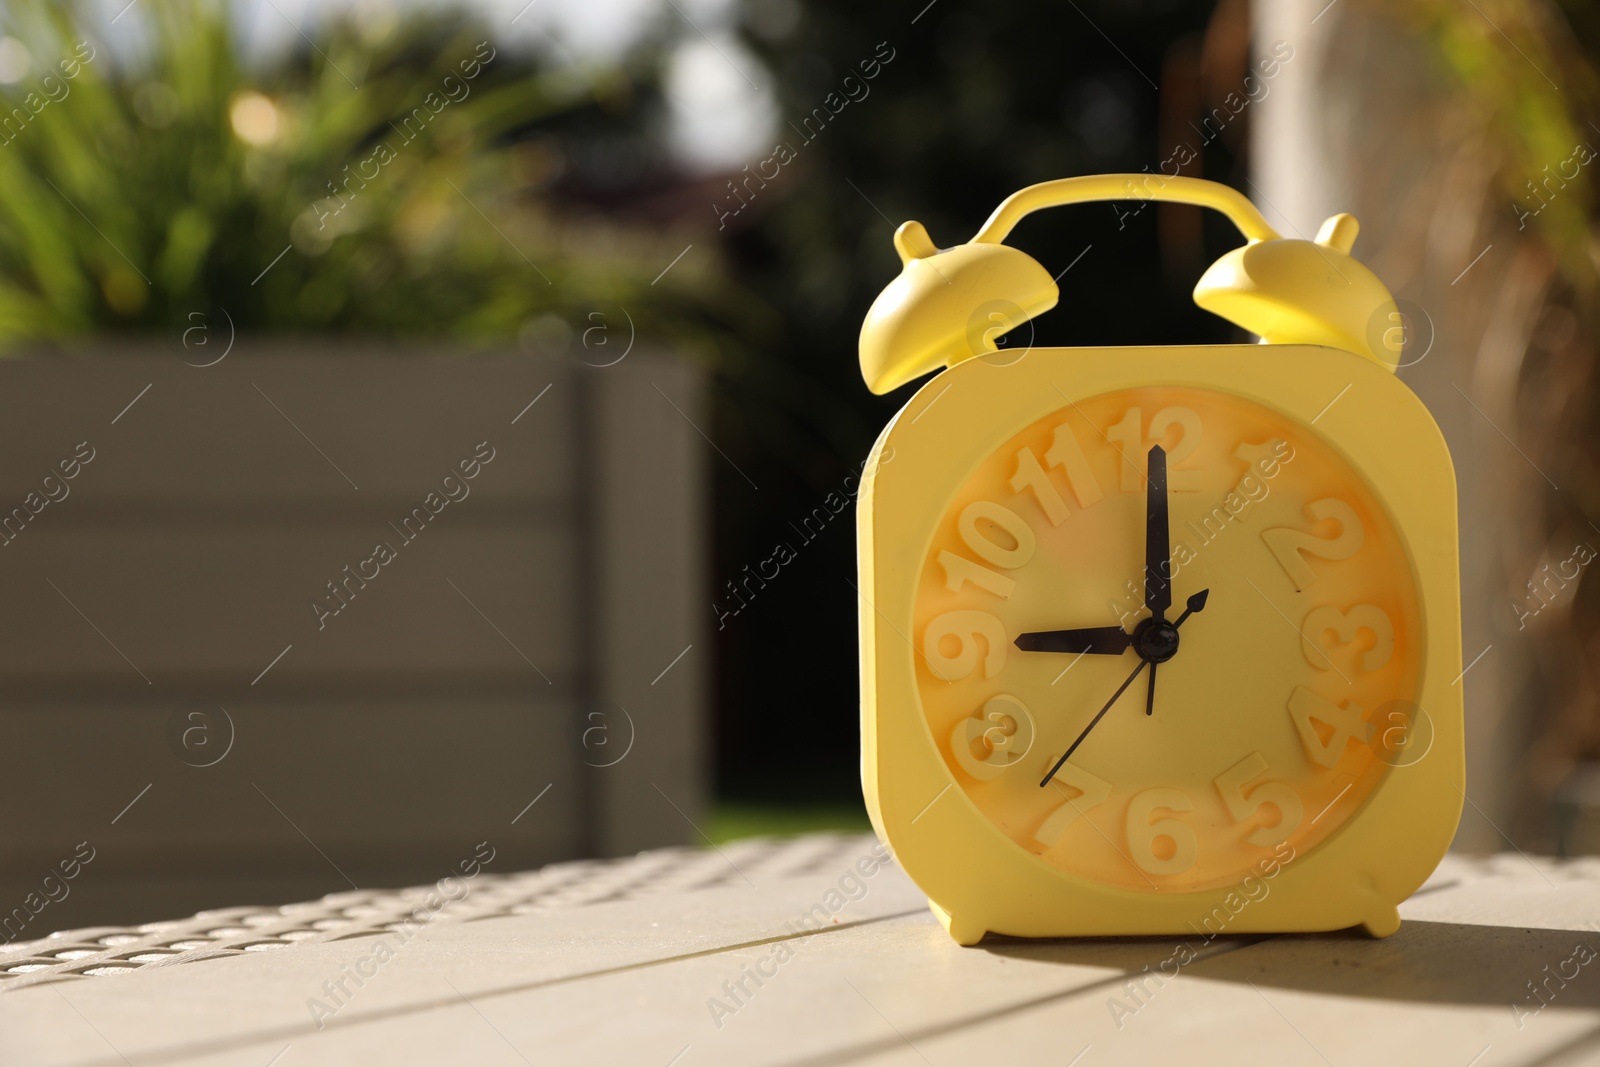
[1301,604,1394,673]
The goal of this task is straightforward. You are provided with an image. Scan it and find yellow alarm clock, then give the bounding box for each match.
[855,174,1462,944]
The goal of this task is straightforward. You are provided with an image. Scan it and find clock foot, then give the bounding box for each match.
[1361,906,1402,938]
[929,901,986,946]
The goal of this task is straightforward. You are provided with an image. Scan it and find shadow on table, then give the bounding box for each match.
[778,918,1600,1067]
[981,919,1600,1011]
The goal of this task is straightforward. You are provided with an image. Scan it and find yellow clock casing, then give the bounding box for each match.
[855,175,1463,945]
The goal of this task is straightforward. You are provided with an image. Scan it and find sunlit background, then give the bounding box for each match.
[3,0,1599,929]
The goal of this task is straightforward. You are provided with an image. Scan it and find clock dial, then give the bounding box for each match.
[913,385,1423,894]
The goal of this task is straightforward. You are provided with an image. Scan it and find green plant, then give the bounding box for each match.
[0,0,715,349]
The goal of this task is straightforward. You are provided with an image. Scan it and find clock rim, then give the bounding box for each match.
[908,379,1426,891]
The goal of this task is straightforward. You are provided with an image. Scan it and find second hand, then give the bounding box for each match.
[1039,588,1210,788]
[1038,659,1148,788]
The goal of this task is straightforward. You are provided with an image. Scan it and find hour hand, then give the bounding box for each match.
[1014,626,1132,655]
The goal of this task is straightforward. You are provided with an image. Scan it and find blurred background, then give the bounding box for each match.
[2,0,1598,930]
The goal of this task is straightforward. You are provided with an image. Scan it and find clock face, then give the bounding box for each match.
[913,385,1424,893]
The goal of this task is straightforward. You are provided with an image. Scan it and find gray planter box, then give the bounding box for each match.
[0,343,709,932]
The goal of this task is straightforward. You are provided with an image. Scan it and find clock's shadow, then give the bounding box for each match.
[979,918,1600,1013]
[774,915,1600,1067]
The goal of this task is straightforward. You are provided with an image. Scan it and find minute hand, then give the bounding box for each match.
[1145,444,1171,619]
[1040,588,1209,788]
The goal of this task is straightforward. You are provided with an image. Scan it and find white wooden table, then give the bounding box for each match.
[3,834,1597,1066]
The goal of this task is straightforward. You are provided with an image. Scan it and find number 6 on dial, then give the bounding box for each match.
[1127,788,1198,876]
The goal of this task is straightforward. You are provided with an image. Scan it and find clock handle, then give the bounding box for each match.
[970,174,1281,247]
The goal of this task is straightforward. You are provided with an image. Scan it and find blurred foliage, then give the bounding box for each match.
[0,0,723,350]
[1394,0,1600,280]
[1348,0,1600,837]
